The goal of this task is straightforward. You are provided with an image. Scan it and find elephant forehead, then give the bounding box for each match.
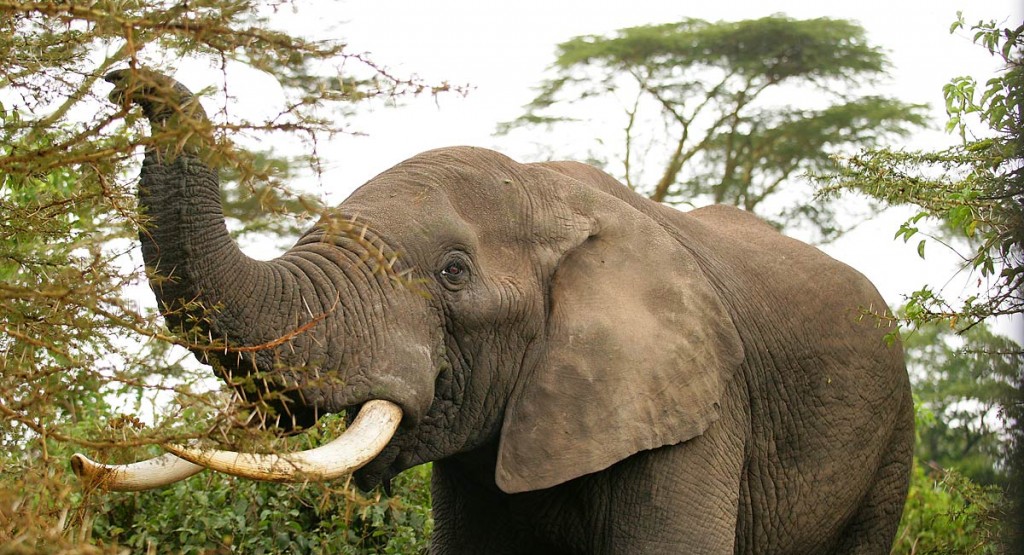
[340,155,561,249]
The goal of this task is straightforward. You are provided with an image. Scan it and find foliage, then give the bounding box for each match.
[892,400,1008,554]
[817,16,1023,330]
[893,460,1006,554]
[503,15,926,241]
[0,1,444,552]
[83,446,432,554]
[904,321,1020,486]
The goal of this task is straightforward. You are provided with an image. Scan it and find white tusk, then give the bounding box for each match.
[162,400,402,482]
[70,451,204,491]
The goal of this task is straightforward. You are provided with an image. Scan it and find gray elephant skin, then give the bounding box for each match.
[107,71,914,554]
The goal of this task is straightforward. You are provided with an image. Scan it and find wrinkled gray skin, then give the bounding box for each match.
[111,71,913,554]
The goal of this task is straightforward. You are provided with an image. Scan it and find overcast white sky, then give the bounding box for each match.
[330,0,1021,167]
[188,0,1022,339]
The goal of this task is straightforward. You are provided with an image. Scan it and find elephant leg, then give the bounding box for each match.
[430,388,747,554]
[430,458,561,555]
[561,380,748,554]
[431,437,744,555]
[831,398,915,554]
[594,415,745,554]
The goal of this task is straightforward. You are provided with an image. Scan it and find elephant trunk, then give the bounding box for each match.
[108,70,308,382]
[75,71,427,492]
[138,150,271,345]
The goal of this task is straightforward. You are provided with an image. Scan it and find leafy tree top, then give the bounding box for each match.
[503,15,926,242]
[545,16,886,93]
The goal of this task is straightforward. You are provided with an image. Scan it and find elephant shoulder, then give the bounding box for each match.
[683,204,890,321]
[686,205,778,238]
[684,206,845,274]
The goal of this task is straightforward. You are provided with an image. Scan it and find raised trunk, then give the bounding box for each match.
[107,70,430,433]
[138,152,295,353]
[110,70,306,372]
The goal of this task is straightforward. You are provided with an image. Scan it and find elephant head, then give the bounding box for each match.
[73,70,743,494]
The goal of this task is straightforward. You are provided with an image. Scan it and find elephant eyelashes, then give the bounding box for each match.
[439,257,470,289]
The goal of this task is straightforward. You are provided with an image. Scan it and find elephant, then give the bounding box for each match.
[73,70,914,554]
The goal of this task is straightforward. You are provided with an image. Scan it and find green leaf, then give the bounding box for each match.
[945,115,961,133]
[895,222,919,241]
[965,219,977,238]
[917,239,926,258]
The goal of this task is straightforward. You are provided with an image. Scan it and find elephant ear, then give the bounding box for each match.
[495,182,743,494]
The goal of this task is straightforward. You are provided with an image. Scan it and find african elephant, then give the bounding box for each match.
[74,70,914,554]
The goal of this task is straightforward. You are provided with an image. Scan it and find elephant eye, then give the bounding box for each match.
[439,258,469,289]
[442,262,464,276]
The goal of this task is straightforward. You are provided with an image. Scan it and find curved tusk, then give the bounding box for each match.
[163,400,402,482]
[70,451,205,491]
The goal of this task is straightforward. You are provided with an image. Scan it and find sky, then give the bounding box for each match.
[329,0,1020,166]
[186,0,1023,339]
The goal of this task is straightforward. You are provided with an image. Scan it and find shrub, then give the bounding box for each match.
[85,464,433,554]
[893,461,1005,554]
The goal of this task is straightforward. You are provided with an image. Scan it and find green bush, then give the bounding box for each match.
[893,461,1005,554]
[85,464,433,554]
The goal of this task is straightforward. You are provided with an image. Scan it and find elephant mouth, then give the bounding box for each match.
[70,399,404,491]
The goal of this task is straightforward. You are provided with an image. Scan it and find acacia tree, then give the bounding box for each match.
[503,16,927,241]
[0,1,443,551]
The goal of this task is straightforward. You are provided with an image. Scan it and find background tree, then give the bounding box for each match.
[0,1,442,551]
[817,15,1022,550]
[904,322,1020,486]
[502,15,927,241]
